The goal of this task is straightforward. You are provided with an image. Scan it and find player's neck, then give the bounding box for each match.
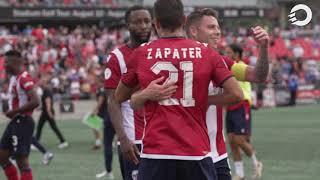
[158,28,185,39]
[12,68,23,76]
[127,38,142,49]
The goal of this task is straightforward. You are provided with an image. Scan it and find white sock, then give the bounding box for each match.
[95,139,102,146]
[234,161,245,178]
[251,153,259,167]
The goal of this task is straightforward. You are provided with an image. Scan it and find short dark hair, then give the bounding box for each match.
[153,0,184,32]
[4,50,21,59]
[229,44,243,58]
[125,5,149,24]
[186,8,219,36]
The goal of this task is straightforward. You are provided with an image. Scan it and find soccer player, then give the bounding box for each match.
[225,44,262,180]
[114,0,244,179]
[104,5,152,180]
[130,8,269,180]
[0,50,40,180]
[94,77,115,179]
[1,83,53,166]
[185,8,268,180]
[35,79,68,149]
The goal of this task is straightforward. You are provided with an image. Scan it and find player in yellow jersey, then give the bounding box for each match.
[225,44,262,180]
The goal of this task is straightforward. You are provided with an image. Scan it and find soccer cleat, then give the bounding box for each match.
[95,171,114,179]
[252,161,263,180]
[42,152,54,165]
[30,145,38,151]
[58,142,69,149]
[92,145,102,150]
[232,175,245,180]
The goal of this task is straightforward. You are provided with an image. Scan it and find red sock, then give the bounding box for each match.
[3,164,19,180]
[20,169,32,180]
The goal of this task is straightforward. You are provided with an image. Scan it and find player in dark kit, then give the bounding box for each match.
[35,80,68,149]
[0,50,40,180]
[115,0,244,180]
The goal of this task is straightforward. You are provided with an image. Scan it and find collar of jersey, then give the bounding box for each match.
[159,36,186,39]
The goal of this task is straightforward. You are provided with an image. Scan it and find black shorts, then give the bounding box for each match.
[226,106,251,135]
[0,115,35,157]
[214,158,231,180]
[138,157,217,180]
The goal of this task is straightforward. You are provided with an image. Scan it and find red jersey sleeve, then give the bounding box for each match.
[209,50,233,87]
[222,56,235,70]
[19,73,35,93]
[121,50,138,88]
[104,53,122,89]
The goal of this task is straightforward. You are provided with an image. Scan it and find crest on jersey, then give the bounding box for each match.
[104,68,112,80]
[131,170,138,180]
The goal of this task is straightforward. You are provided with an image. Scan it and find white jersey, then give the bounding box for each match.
[8,71,35,116]
[206,82,228,163]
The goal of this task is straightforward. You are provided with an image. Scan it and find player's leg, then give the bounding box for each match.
[117,145,125,180]
[177,157,217,180]
[226,109,245,179]
[46,115,67,145]
[231,107,262,179]
[230,137,245,180]
[13,115,35,180]
[0,149,18,180]
[92,129,102,150]
[31,137,54,165]
[0,122,19,180]
[96,120,115,179]
[35,113,46,141]
[138,158,176,180]
[16,155,32,180]
[214,158,232,180]
[103,123,115,175]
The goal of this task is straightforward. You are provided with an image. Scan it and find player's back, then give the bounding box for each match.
[129,37,232,159]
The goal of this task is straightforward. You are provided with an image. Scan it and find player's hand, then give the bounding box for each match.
[251,26,269,48]
[143,77,178,101]
[4,110,18,119]
[119,136,140,165]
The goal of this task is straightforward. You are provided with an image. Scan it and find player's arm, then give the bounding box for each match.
[114,82,139,103]
[242,26,269,83]
[208,77,244,105]
[5,87,39,118]
[130,77,177,110]
[209,51,244,105]
[108,52,140,165]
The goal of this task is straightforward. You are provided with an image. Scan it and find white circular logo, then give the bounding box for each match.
[104,68,112,80]
[288,4,312,27]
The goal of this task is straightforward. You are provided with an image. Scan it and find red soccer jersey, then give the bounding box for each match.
[8,71,35,116]
[104,45,144,143]
[122,38,233,160]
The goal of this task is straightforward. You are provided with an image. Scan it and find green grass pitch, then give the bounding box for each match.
[0,104,320,179]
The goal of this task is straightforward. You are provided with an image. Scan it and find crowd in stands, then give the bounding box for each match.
[0,25,320,99]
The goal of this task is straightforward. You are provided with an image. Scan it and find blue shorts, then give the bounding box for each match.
[138,157,217,180]
[214,158,231,180]
[0,115,35,157]
[226,106,251,135]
